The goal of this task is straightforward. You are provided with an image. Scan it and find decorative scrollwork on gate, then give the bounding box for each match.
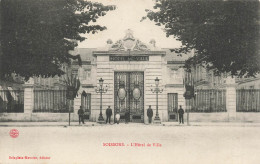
[118,81,126,100]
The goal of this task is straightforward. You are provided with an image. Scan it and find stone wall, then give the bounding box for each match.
[0,113,78,122]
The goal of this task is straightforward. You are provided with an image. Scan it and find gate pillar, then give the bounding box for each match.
[23,78,34,114]
[225,77,237,121]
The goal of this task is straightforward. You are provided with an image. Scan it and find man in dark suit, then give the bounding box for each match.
[147,105,153,124]
[178,105,184,124]
[78,106,85,125]
[125,110,130,124]
[106,106,112,124]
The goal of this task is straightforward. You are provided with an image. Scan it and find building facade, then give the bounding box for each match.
[0,30,259,123]
[72,30,188,123]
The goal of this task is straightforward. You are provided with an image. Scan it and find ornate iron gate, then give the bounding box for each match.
[114,72,144,123]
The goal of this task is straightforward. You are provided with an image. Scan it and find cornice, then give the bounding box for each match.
[92,51,166,56]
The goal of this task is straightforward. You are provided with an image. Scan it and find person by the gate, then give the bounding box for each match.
[115,111,120,124]
[125,110,130,124]
[178,105,184,124]
[106,106,112,124]
[78,106,85,125]
[147,105,153,124]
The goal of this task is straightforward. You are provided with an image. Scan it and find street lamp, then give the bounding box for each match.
[95,78,108,123]
[151,77,163,124]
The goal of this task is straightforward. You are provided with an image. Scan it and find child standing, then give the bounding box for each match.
[115,112,120,124]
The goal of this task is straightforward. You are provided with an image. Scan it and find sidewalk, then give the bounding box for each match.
[0,121,99,127]
[162,121,260,127]
[1,121,260,127]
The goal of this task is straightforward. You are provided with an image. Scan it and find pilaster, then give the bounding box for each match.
[225,76,237,121]
[23,78,34,114]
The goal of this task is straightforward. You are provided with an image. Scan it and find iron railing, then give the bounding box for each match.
[0,90,24,113]
[188,89,226,112]
[236,89,260,112]
[33,90,73,113]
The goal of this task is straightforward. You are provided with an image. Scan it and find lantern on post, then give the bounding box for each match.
[95,78,108,123]
[150,77,163,124]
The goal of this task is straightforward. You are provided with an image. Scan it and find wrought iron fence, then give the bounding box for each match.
[0,90,24,113]
[236,89,260,112]
[188,89,227,112]
[33,90,73,113]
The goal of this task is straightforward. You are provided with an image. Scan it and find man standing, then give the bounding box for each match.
[178,105,184,124]
[78,106,85,125]
[106,106,112,124]
[147,105,153,124]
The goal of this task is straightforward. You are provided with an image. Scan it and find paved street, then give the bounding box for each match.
[0,124,260,164]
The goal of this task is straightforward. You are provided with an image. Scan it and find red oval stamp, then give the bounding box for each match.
[9,129,19,138]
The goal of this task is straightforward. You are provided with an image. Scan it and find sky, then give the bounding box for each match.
[77,0,182,48]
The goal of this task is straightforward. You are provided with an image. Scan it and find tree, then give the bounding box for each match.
[0,0,115,80]
[144,0,260,77]
[62,69,81,126]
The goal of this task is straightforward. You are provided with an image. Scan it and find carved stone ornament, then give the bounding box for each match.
[109,29,150,51]
[133,40,149,51]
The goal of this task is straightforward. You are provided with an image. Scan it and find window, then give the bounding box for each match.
[81,91,91,112]
[198,66,201,81]
[49,78,53,86]
[72,69,78,76]
[83,70,91,81]
[34,77,39,85]
[0,89,24,113]
[39,77,43,85]
[196,65,199,82]
[171,70,177,79]
[168,93,178,113]
[86,71,91,80]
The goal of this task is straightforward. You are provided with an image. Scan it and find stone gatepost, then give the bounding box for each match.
[23,78,34,115]
[225,76,237,121]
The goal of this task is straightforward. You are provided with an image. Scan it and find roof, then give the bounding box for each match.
[69,48,96,61]
[163,48,193,62]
